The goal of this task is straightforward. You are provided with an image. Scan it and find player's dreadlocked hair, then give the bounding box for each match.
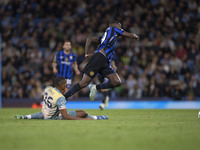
[54,76,66,87]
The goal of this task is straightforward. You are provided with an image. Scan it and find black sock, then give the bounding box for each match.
[101,92,107,103]
[102,91,110,103]
[96,81,114,90]
[64,83,81,99]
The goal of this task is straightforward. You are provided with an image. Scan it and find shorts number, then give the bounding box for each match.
[43,92,53,108]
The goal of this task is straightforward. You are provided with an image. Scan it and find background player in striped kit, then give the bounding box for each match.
[52,41,80,93]
[64,21,139,100]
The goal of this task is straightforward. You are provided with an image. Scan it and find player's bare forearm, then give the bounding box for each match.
[111,60,117,71]
[65,115,92,120]
[52,62,57,69]
[122,31,139,40]
[52,55,58,74]
[85,38,92,57]
[52,62,58,74]
[61,109,92,120]
[85,36,99,57]
[62,114,93,120]
[73,62,80,75]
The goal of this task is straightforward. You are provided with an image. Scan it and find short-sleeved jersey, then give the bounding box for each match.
[55,51,77,79]
[97,27,124,62]
[42,86,66,119]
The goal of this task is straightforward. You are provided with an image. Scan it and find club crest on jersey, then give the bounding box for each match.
[90,71,94,76]
[65,58,69,62]
[70,56,73,60]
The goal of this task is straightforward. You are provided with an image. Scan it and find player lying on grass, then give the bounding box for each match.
[15,76,108,120]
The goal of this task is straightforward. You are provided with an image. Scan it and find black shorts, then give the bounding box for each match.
[83,52,115,79]
[98,74,109,83]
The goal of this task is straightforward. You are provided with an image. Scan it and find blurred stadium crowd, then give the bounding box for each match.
[1,0,200,100]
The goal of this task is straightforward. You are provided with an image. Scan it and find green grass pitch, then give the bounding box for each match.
[0,108,199,150]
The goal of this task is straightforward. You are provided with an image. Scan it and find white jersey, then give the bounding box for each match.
[42,86,66,119]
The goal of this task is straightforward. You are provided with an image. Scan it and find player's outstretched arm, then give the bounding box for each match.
[85,36,100,58]
[52,54,58,74]
[111,60,117,71]
[60,109,92,120]
[72,61,80,75]
[122,31,139,40]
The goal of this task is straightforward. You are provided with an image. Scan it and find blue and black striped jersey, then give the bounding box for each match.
[97,27,124,62]
[55,50,77,79]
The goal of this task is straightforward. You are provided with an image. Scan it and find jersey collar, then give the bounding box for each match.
[54,87,62,94]
[63,50,71,56]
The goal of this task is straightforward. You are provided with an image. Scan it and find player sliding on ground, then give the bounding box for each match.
[64,21,139,101]
[15,76,108,120]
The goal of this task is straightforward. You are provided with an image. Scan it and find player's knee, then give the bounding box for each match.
[116,80,122,86]
[113,79,121,87]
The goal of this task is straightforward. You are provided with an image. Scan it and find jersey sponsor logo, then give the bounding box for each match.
[109,34,117,42]
[66,79,72,85]
[89,71,94,76]
[61,61,71,65]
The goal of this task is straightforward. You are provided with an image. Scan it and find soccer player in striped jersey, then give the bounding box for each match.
[15,76,108,120]
[52,41,80,93]
[64,21,139,100]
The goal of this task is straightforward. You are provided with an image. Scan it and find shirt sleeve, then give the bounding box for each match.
[114,27,124,35]
[73,54,77,62]
[56,97,66,110]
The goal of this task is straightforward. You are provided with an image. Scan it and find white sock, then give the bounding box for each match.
[25,115,31,119]
[92,116,97,120]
